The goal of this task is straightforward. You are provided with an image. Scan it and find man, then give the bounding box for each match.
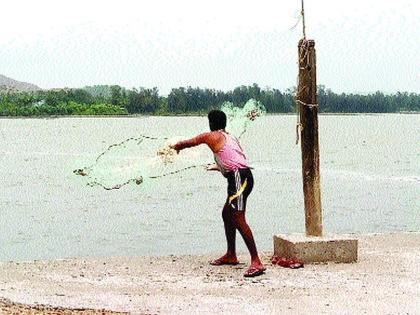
[170,110,265,277]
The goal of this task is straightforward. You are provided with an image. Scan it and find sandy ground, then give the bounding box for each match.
[0,232,419,315]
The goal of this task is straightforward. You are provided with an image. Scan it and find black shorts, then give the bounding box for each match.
[225,168,254,211]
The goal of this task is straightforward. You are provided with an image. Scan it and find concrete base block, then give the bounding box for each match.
[273,233,358,263]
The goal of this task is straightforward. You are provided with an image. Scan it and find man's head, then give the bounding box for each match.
[208,110,227,131]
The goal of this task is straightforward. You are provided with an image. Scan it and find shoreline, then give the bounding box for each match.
[0,232,419,314]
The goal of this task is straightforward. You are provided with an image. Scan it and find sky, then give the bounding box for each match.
[0,0,419,94]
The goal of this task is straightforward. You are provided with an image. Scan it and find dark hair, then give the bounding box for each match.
[208,110,226,131]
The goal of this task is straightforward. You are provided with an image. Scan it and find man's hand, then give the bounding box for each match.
[206,163,220,171]
[168,143,180,154]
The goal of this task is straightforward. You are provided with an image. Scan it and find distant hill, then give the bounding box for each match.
[0,74,41,92]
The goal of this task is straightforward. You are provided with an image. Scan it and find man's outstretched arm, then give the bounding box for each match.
[170,133,209,152]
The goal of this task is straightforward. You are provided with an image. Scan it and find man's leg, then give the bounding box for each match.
[210,202,238,265]
[232,211,264,275]
[223,202,237,256]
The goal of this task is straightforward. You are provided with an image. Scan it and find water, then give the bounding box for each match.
[0,114,419,262]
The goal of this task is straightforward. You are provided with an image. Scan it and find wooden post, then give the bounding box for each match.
[297,39,323,237]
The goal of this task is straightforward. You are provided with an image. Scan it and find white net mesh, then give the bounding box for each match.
[222,99,266,138]
[74,99,266,190]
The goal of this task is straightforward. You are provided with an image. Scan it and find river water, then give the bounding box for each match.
[0,114,419,261]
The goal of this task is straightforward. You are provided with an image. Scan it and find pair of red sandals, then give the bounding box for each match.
[271,256,304,269]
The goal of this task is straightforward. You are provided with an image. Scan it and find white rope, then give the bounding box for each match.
[296,99,318,108]
[301,0,306,39]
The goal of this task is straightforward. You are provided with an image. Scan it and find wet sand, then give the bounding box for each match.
[0,233,419,314]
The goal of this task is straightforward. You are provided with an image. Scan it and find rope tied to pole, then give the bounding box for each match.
[298,38,310,70]
[295,98,319,145]
[301,0,306,39]
[295,0,309,145]
[296,99,318,108]
[295,39,314,145]
[294,1,317,145]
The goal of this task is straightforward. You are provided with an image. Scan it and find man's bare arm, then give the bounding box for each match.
[170,133,210,152]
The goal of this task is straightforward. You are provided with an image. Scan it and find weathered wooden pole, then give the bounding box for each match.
[274,3,357,264]
[297,39,323,237]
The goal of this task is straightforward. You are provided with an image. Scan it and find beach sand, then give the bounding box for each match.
[0,232,419,314]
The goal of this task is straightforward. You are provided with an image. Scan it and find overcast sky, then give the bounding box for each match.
[1,0,419,94]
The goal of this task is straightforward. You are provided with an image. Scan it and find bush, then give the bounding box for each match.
[79,103,128,115]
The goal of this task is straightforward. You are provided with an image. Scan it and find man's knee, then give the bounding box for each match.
[222,204,233,222]
[232,211,246,225]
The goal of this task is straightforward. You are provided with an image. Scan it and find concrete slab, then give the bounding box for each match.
[273,233,358,263]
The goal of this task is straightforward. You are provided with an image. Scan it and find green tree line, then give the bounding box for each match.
[0,84,419,116]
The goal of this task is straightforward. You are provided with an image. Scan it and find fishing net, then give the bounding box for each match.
[74,99,266,190]
[73,135,207,190]
[222,99,266,138]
